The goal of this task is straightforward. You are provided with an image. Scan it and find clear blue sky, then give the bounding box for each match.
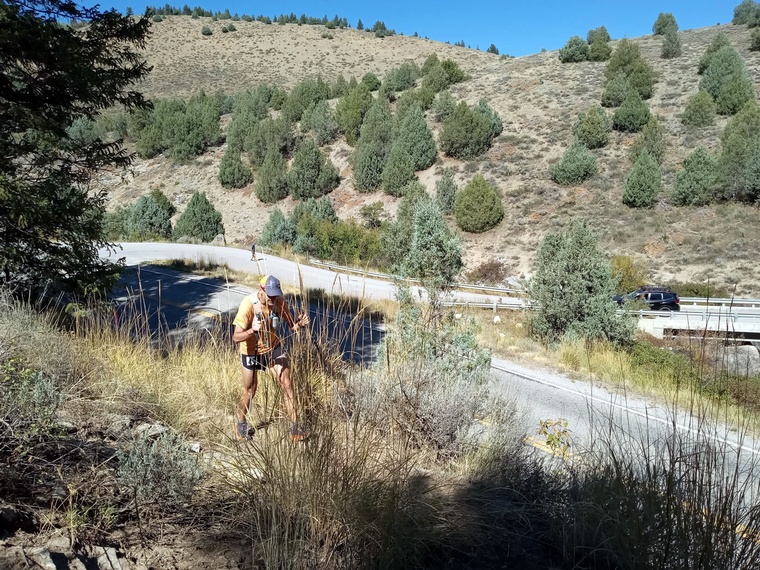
[106,1,738,56]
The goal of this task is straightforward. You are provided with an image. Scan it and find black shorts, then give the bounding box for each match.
[241,345,286,372]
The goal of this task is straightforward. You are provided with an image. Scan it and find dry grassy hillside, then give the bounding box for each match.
[106,15,760,295]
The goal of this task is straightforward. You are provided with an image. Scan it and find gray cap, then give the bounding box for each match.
[262,275,284,297]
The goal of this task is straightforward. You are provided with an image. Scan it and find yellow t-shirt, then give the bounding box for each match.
[233,293,294,355]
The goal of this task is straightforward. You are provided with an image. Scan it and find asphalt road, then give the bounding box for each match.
[100,242,760,500]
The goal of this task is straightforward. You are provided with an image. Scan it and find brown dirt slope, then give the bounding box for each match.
[106,16,760,296]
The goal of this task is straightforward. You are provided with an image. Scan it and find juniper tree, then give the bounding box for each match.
[550,142,599,184]
[218,148,253,188]
[393,106,437,171]
[300,99,338,145]
[653,12,678,35]
[573,105,612,149]
[601,71,632,108]
[699,44,754,115]
[588,38,612,62]
[439,101,496,159]
[401,200,463,293]
[381,144,416,196]
[335,83,373,145]
[605,39,656,99]
[352,142,387,192]
[631,116,666,164]
[125,195,173,240]
[671,147,719,206]
[613,90,651,132]
[454,174,504,233]
[287,138,340,200]
[380,183,431,269]
[173,192,225,242]
[698,33,732,74]
[0,0,151,292]
[661,27,682,59]
[149,188,176,218]
[718,101,760,201]
[255,147,289,203]
[558,35,589,63]
[623,151,661,208]
[529,220,634,345]
[682,90,717,127]
[587,26,611,44]
[432,90,456,121]
[435,168,458,215]
[259,208,296,247]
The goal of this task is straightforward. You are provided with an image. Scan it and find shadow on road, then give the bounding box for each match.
[108,264,385,366]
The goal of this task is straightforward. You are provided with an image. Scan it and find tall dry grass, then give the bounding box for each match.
[3,286,760,568]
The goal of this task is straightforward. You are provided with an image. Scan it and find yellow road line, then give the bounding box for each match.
[524,435,574,459]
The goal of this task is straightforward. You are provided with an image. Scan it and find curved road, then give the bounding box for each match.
[101,243,760,495]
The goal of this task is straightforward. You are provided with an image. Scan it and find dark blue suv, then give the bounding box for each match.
[614,286,681,311]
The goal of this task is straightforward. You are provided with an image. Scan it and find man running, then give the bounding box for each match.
[232,275,310,440]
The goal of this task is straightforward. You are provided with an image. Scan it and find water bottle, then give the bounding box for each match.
[271,313,280,331]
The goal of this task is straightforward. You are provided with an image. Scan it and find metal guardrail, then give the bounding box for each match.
[308,259,527,295]
[679,297,760,309]
[307,260,760,309]
[631,309,760,321]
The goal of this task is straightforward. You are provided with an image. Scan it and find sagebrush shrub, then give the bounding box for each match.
[573,105,612,149]
[118,431,204,504]
[550,141,598,184]
[201,25,212,35]
[682,90,716,127]
[671,147,719,206]
[454,174,504,233]
[623,151,660,208]
[559,35,589,63]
